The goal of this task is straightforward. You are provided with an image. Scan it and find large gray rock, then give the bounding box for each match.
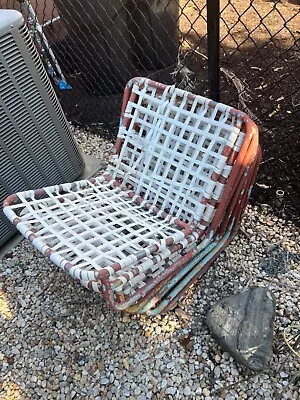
[206,287,276,371]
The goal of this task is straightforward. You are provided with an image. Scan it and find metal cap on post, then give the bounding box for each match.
[207,0,220,102]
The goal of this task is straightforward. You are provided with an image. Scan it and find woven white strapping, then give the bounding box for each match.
[78,240,190,295]
[112,79,244,225]
[7,179,190,279]
[4,80,247,289]
[77,237,197,297]
[115,240,197,295]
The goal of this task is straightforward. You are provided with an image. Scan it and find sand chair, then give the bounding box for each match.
[3,78,260,313]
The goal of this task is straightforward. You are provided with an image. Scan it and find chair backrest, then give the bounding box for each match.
[112,78,246,224]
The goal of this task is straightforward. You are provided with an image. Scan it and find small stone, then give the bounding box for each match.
[123,358,129,370]
[206,287,276,371]
[214,366,221,378]
[122,389,130,397]
[100,378,110,385]
[150,376,158,386]
[98,360,105,371]
[231,368,239,376]
[280,372,289,378]
[161,379,167,388]
[183,386,191,396]
[215,354,221,363]
[156,326,162,334]
[109,373,114,383]
[133,363,143,376]
[47,383,59,391]
[175,308,189,321]
[165,387,177,395]
[134,386,142,396]
[17,318,26,328]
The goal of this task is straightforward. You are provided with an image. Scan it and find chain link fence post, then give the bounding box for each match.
[207,0,220,102]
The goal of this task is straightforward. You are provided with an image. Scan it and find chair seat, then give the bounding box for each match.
[3,77,260,314]
[4,176,198,282]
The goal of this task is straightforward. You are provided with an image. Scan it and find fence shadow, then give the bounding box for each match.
[183,29,300,226]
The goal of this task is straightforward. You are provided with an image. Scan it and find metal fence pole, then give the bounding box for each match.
[207,0,220,102]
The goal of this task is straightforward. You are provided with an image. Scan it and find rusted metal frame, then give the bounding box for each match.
[208,115,258,235]
[105,142,261,313]
[217,138,260,238]
[100,148,255,312]
[131,239,222,314]
[109,235,198,291]
[157,150,262,315]
[128,145,261,315]
[100,126,258,310]
[105,237,214,313]
[148,231,231,315]
[130,150,260,314]
[99,78,257,292]
[230,146,262,233]
[101,246,199,310]
[97,136,258,311]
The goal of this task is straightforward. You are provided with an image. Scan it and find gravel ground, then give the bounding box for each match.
[0,128,299,400]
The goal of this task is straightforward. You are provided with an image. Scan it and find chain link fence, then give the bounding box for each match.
[1,0,300,220]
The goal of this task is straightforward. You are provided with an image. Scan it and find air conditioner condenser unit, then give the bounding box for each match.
[0,10,85,246]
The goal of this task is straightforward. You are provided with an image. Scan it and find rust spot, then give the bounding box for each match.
[64,262,73,272]
[44,248,52,257]
[34,189,45,197]
[13,218,21,226]
[4,194,18,206]
[211,172,220,182]
[28,233,36,241]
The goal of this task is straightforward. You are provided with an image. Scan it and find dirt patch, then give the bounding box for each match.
[177,0,300,225]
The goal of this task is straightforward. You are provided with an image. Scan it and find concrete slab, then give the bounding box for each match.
[0,233,23,258]
[0,153,106,258]
[79,153,107,180]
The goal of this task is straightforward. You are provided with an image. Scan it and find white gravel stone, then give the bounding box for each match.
[183,386,191,396]
[166,387,177,395]
[214,366,221,378]
[137,396,147,400]
[280,372,289,378]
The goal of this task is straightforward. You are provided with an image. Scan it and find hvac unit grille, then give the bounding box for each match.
[0,10,84,246]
